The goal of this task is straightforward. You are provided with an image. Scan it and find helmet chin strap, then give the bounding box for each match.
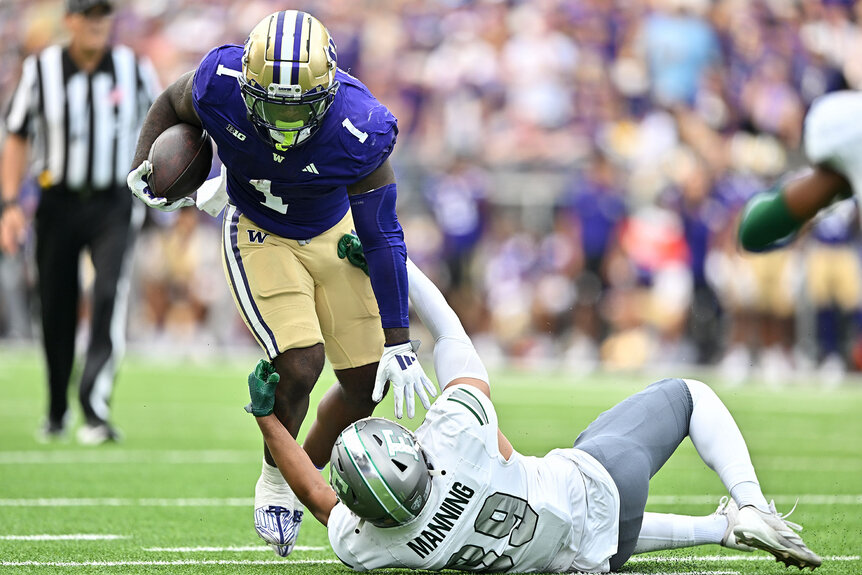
[272,131,294,150]
[271,122,312,150]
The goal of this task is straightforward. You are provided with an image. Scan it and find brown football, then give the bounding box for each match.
[147,123,214,202]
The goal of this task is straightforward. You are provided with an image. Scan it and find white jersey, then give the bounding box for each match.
[804,90,862,195]
[328,384,620,572]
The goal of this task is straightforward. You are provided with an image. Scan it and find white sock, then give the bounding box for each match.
[634,512,728,553]
[255,457,300,519]
[261,458,287,485]
[730,481,769,510]
[684,379,770,512]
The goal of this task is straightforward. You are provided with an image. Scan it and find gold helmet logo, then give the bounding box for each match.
[239,11,339,149]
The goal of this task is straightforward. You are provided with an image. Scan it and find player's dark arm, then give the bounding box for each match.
[130,70,201,170]
[346,158,410,345]
[256,413,338,526]
[737,166,851,252]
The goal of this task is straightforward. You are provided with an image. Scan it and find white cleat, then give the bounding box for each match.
[254,466,305,557]
[713,496,755,552]
[733,500,822,570]
[76,423,121,445]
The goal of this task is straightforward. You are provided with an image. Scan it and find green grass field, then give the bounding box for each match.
[1,348,860,574]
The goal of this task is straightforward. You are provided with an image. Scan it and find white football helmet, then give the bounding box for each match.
[330,418,432,528]
[239,10,339,150]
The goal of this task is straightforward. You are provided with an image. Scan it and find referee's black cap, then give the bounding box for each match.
[66,0,114,14]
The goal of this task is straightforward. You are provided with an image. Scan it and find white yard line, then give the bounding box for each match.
[647,494,862,505]
[0,560,341,566]
[624,572,738,575]
[629,555,860,562]
[142,545,325,552]
[2,494,860,507]
[2,451,859,472]
[0,497,251,507]
[0,564,741,574]
[751,456,862,472]
[2,556,858,570]
[0,450,254,465]
[0,534,127,541]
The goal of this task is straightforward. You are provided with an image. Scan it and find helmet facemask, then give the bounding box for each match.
[239,10,339,151]
[330,418,433,528]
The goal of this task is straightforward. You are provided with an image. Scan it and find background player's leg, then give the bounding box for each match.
[35,201,81,436]
[304,363,379,468]
[78,195,137,442]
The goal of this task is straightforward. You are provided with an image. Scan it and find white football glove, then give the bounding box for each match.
[127,159,195,211]
[195,164,229,217]
[372,340,437,419]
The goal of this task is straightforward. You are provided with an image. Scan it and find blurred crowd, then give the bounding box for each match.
[2,0,862,384]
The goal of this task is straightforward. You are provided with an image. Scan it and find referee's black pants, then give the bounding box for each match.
[35,186,140,427]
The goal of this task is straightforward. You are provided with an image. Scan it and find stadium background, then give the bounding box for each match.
[0,0,861,378]
[0,1,861,573]
[4,0,862,384]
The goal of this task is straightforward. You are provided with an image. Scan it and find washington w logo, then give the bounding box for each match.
[247,230,269,244]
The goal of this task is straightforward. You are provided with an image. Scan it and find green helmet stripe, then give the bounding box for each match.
[342,424,415,524]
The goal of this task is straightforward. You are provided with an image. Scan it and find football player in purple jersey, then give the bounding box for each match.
[127,10,436,556]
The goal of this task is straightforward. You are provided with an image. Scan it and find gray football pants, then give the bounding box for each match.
[573,378,693,571]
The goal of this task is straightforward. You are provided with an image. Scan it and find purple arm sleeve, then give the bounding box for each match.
[349,183,409,329]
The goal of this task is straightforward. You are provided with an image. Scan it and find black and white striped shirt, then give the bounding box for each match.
[3,44,160,193]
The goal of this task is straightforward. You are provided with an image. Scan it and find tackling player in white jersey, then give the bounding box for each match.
[245,256,822,572]
[738,90,862,252]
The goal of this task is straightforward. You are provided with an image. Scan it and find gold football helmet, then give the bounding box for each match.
[239,10,339,150]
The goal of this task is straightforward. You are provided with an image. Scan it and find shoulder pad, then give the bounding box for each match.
[193,45,243,106]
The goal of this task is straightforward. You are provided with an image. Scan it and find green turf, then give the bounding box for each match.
[0,348,860,574]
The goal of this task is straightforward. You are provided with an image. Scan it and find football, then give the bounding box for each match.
[147,123,214,202]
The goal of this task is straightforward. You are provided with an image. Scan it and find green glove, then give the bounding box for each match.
[245,359,280,417]
[337,233,369,276]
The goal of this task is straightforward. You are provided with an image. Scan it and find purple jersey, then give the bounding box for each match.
[192,45,398,239]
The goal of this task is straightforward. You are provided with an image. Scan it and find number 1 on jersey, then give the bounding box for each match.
[250,179,288,214]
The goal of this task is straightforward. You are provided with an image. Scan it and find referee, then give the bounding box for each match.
[0,0,160,444]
